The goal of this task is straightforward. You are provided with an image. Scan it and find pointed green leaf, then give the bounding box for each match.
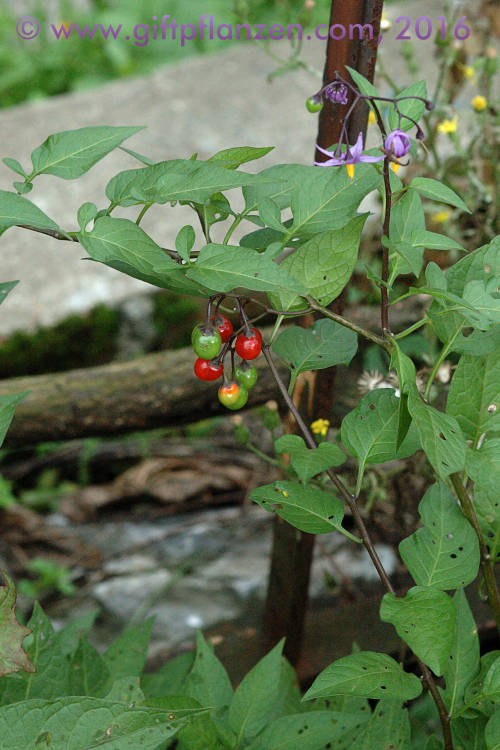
[77,202,98,232]
[388,188,425,279]
[466,440,500,494]
[274,435,346,483]
[0,190,59,234]
[0,282,18,308]
[408,391,466,478]
[411,230,465,252]
[186,243,307,295]
[442,589,480,717]
[341,389,420,494]
[2,158,26,177]
[399,482,480,589]
[175,225,196,263]
[102,619,153,680]
[303,651,422,701]
[246,710,369,750]
[410,177,471,214]
[29,125,144,179]
[228,640,284,741]
[447,346,500,443]
[272,318,357,388]
[0,572,34,677]
[184,632,233,710]
[388,80,428,131]
[250,480,346,535]
[68,638,110,697]
[380,587,455,675]
[141,651,194,698]
[289,163,380,237]
[0,392,27,449]
[278,215,368,306]
[208,145,274,170]
[345,66,380,97]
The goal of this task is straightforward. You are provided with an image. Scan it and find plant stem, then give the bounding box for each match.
[381,158,392,335]
[393,318,428,340]
[307,298,392,353]
[262,343,455,750]
[450,473,500,634]
[136,203,152,225]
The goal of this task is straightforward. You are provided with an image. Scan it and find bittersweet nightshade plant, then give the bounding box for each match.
[0,72,499,750]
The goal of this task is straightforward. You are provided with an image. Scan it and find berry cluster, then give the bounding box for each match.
[191,297,262,411]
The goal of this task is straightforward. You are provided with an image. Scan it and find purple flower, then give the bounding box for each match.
[384,129,411,158]
[315,132,384,178]
[323,82,349,106]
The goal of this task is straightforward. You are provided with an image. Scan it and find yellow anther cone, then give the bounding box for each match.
[346,163,355,179]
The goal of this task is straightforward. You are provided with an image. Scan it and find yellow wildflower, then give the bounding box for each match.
[472,95,487,112]
[437,115,458,134]
[311,418,330,436]
[459,63,475,80]
[432,210,451,224]
[380,14,392,31]
[368,110,377,125]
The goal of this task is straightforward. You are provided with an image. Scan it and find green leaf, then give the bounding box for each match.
[344,699,411,750]
[0,281,18,308]
[341,389,420,494]
[102,620,153,680]
[228,639,284,742]
[243,163,313,213]
[452,716,488,749]
[141,652,194,698]
[410,177,471,214]
[388,189,425,280]
[345,66,380,98]
[278,215,368,306]
[184,632,233,710]
[258,197,285,232]
[484,657,500,700]
[250,480,347,535]
[68,638,110,697]
[380,586,455,675]
[78,216,208,296]
[0,392,27,449]
[399,482,480,589]
[442,589,480,717]
[123,159,260,205]
[240,227,285,252]
[288,163,381,237]
[103,676,144,704]
[426,261,448,290]
[0,696,198,750]
[2,157,26,177]
[388,80,428,132]
[208,145,274,170]
[0,190,59,234]
[77,202,98,232]
[447,346,500,443]
[274,435,346,483]
[246,710,369,750]
[486,710,500,750]
[106,166,146,206]
[411,230,465,252]
[475,485,500,561]
[29,125,144,179]
[408,391,466,478]
[185,242,306,296]
[302,651,422,701]
[464,651,500,718]
[175,225,196,263]
[119,145,155,166]
[465,440,500,494]
[0,572,34,677]
[272,318,357,390]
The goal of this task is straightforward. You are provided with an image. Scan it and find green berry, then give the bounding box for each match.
[235,362,258,390]
[306,96,323,113]
[192,324,222,360]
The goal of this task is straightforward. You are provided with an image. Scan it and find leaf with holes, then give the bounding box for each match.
[277,215,368,307]
[302,651,422,701]
[341,699,411,750]
[447,346,500,443]
[274,435,346,483]
[228,639,284,742]
[272,318,357,391]
[399,482,479,589]
[475,485,500,562]
[465,441,500,494]
[380,587,455,676]
[245,710,370,750]
[441,589,480,717]
[341,389,420,495]
[250,481,349,537]
[408,391,466,478]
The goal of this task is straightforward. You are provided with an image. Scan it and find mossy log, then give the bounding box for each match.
[0,304,418,447]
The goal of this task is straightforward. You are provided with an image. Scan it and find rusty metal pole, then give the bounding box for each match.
[262,0,384,667]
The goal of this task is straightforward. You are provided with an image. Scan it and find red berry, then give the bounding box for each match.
[194,358,224,381]
[235,328,262,360]
[210,315,233,343]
